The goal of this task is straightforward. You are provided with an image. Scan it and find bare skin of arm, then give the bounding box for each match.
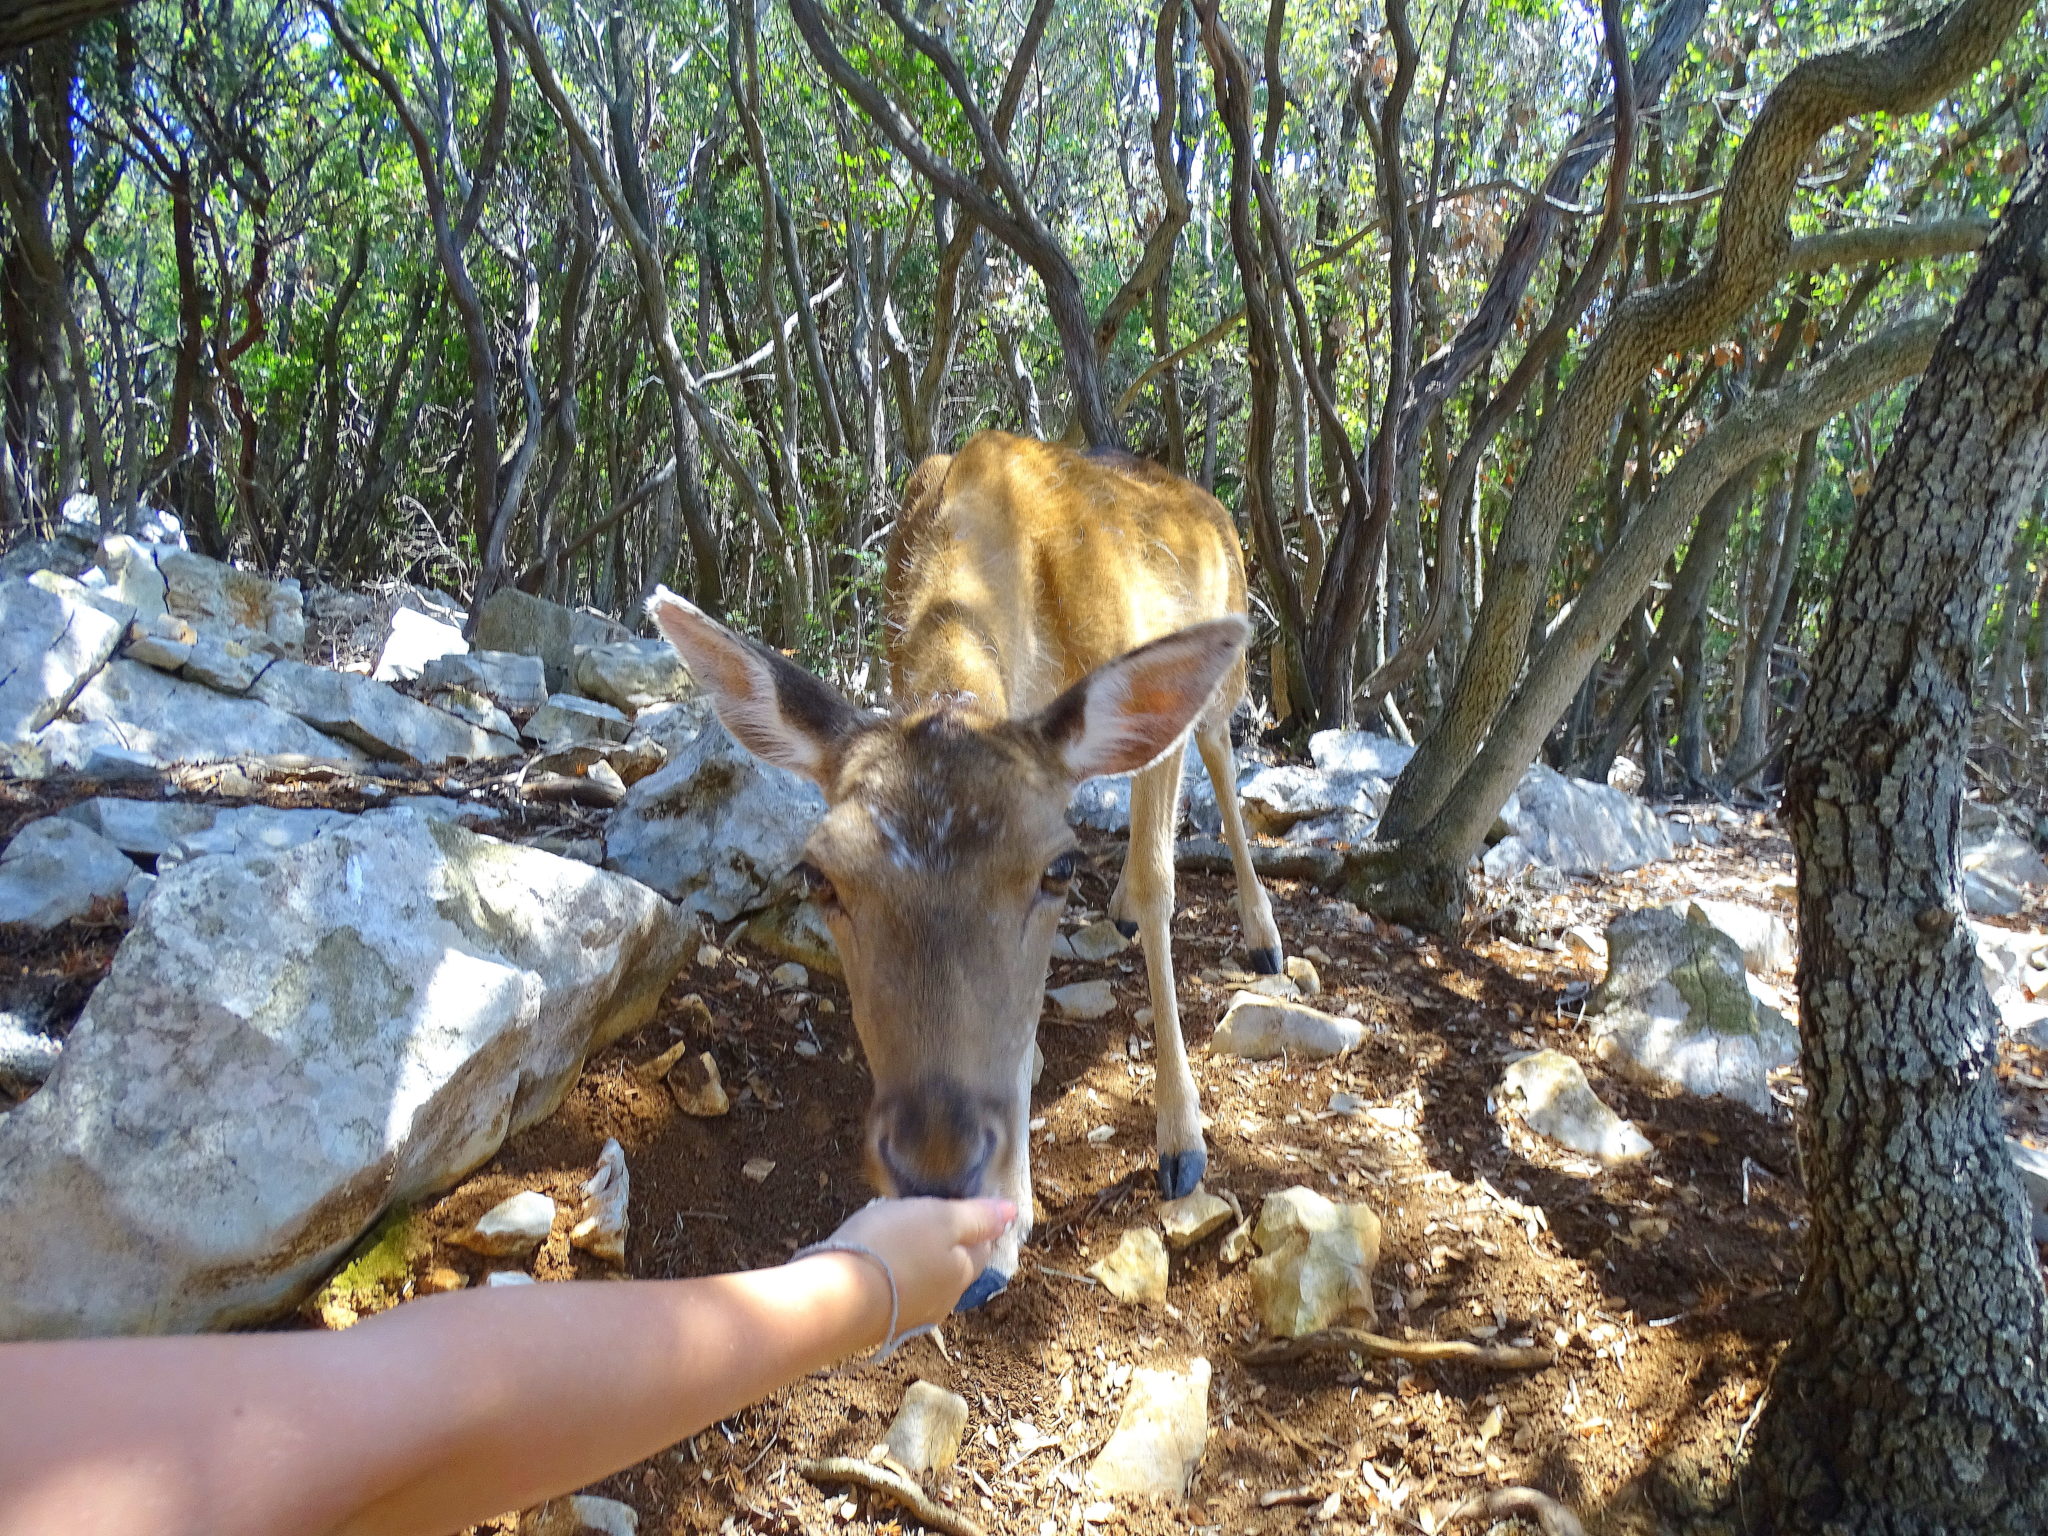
[0,1196,1013,1536]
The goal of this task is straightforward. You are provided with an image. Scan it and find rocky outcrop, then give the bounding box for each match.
[0,815,692,1338]
[1484,763,1674,877]
[0,575,130,740]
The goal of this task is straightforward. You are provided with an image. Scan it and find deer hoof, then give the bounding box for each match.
[955,1265,1011,1312]
[1112,918,1138,939]
[1158,1148,1207,1200]
[1247,944,1285,975]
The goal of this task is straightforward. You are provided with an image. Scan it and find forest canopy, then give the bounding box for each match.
[0,0,2041,808]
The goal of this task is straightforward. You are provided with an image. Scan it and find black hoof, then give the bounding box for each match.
[1158,1148,1207,1200]
[1112,918,1139,939]
[1248,944,1285,975]
[955,1266,1011,1312]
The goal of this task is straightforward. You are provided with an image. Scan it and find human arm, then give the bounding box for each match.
[0,1196,1013,1536]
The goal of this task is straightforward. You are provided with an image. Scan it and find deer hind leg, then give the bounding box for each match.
[1125,741,1207,1198]
[1194,712,1286,974]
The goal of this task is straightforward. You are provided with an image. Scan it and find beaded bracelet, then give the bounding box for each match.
[790,1238,933,1360]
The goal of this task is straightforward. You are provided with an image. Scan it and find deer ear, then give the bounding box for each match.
[1032,616,1250,781]
[646,586,860,785]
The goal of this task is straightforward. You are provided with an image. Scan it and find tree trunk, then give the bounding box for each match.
[1739,152,2048,1536]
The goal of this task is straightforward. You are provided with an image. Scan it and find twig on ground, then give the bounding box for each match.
[795,1457,987,1536]
[1237,1327,1555,1370]
[1442,1486,1588,1536]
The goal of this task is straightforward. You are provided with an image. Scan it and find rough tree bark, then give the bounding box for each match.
[1739,149,2048,1536]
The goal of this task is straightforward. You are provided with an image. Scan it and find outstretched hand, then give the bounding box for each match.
[823,1197,1016,1333]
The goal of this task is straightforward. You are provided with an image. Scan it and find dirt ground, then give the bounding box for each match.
[7,776,2047,1536]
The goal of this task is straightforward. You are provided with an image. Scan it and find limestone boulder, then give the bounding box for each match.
[1687,899,1795,975]
[34,659,365,772]
[0,815,692,1338]
[1089,1226,1169,1305]
[157,549,303,653]
[574,639,696,713]
[0,818,137,928]
[1588,905,1798,1113]
[878,1380,968,1475]
[372,604,467,683]
[1238,763,1387,838]
[1308,729,1416,778]
[1961,809,2048,917]
[1486,763,1673,877]
[525,693,632,749]
[605,721,826,922]
[0,574,129,739]
[472,590,627,691]
[251,660,517,764]
[420,650,549,714]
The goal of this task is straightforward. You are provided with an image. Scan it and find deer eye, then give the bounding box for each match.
[795,861,838,908]
[1041,851,1080,896]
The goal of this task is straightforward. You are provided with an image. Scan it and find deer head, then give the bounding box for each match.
[647,589,1247,1214]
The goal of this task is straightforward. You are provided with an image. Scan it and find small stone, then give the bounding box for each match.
[422,1266,468,1293]
[124,613,196,670]
[1158,1189,1234,1249]
[1499,1049,1651,1165]
[486,1270,537,1287]
[696,944,723,968]
[1048,979,1118,1020]
[1089,1227,1169,1305]
[769,962,810,990]
[1086,1124,1116,1144]
[742,898,841,980]
[1283,956,1322,995]
[569,1138,629,1265]
[1219,1219,1257,1265]
[457,1191,557,1258]
[668,1052,730,1118]
[1065,919,1132,962]
[123,870,157,914]
[742,1157,776,1183]
[523,1493,640,1536]
[1563,925,1607,962]
[1086,1358,1211,1498]
[1211,992,1364,1060]
[1248,1186,1380,1339]
[879,1380,970,1474]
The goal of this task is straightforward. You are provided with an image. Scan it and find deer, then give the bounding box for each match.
[648,430,1285,1307]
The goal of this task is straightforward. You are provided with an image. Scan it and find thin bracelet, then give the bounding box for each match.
[790,1239,933,1360]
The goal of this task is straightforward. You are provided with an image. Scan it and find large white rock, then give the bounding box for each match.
[1589,906,1798,1113]
[574,639,696,713]
[1961,815,2048,917]
[34,658,364,772]
[605,722,826,921]
[156,549,303,653]
[372,604,468,682]
[250,660,517,765]
[0,818,137,927]
[1308,730,1416,778]
[420,650,550,714]
[1498,1049,1651,1164]
[1687,899,1796,976]
[1237,764,1387,838]
[525,693,632,749]
[0,575,129,739]
[0,817,692,1337]
[1086,1358,1211,1499]
[1067,752,1218,836]
[1486,763,1674,877]
[96,535,171,620]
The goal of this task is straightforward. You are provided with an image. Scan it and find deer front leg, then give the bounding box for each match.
[1194,715,1286,974]
[1126,748,1206,1198]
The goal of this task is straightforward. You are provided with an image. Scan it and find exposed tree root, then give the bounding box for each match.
[795,1457,987,1536]
[1238,1326,1555,1371]
[1443,1486,1589,1536]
